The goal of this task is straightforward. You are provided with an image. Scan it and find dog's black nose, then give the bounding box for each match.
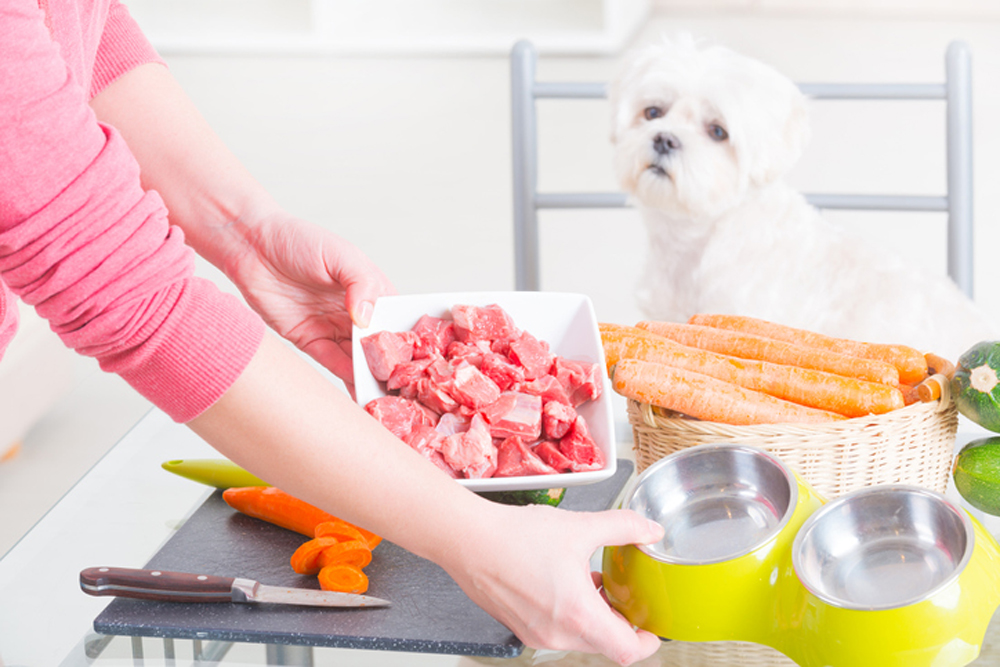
[653,133,681,155]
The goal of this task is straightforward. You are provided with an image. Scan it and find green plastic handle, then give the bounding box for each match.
[161,459,268,489]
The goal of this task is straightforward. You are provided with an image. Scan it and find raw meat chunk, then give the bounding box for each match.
[435,411,470,436]
[558,416,605,472]
[552,357,603,406]
[446,340,492,368]
[361,331,415,382]
[542,400,577,440]
[535,440,574,472]
[441,414,497,479]
[410,315,456,359]
[452,304,518,343]
[508,330,553,380]
[386,357,433,392]
[365,395,436,440]
[494,437,558,477]
[404,425,460,478]
[481,391,542,441]
[416,377,460,415]
[520,375,571,406]
[480,353,525,391]
[450,361,502,409]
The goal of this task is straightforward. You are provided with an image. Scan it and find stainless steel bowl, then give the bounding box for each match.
[624,444,799,565]
[792,485,974,610]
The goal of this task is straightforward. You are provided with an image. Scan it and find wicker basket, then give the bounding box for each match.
[627,394,960,666]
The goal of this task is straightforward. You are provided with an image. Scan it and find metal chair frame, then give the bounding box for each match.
[510,40,975,297]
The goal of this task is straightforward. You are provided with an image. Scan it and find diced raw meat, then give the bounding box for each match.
[416,377,460,415]
[542,400,577,440]
[446,340,492,368]
[361,331,416,382]
[386,357,433,391]
[552,357,604,406]
[441,414,497,479]
[450,361,502,409]
[494,437,558,477]
[480,353,526,391]
[426,356,455,384]
[520,374,571,406]
[452,304,518,343]
[404,424,444,456]
[558,416,605,472]
[481,391,542,440]
[365,395,436,440]
[435,411,470,436]
[410,315,456,359]
[535,440,574,472]
[508,330,553,380]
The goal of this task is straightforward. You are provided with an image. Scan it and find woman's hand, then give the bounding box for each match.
[442,503,665,666]
[220,211,396,394]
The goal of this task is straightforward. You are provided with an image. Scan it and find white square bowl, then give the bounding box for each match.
[352,291,617,492]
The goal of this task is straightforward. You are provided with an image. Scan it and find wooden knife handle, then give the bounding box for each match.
[80,566,236,603]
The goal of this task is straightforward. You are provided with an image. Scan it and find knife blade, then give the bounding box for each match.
[80,567,390,608]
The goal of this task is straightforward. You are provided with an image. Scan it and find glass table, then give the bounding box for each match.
[4,407,1000,667]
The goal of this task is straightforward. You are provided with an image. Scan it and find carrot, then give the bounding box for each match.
[924,352,955,379]
[290,537,340,575]
[637,321,900,387]
[688,314,928,385]
[318,540,372,569]
[611,358,846,425]
[602,325,903,417]
[917,352,956,403]
[223,487,381,545]
[315,519,382,550]
[318,564,369,594]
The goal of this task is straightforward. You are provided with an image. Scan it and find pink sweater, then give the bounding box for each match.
[0,0,265,422]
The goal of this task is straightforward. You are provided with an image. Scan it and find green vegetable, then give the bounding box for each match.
[953,437,1000,515]
[162,459,268,489]
[951,341,1000,432]
[477,488,566,507]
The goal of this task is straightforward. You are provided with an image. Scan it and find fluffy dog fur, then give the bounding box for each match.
[609,35,995,361]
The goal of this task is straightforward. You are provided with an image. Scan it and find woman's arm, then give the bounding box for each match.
[188,333,664,664]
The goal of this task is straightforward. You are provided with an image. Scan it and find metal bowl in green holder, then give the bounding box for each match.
[602,444,1000,667]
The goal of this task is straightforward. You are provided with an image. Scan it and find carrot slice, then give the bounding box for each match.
[601,323,903,417]
[318,564,369,594]
[688,313,928,385]
[637,321,900,387]
[315,519,382,550]
[318,540,372,569]
[611,358,846,425]
[290,537,339,575]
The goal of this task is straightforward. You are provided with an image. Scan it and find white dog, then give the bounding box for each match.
[609,35,995,361]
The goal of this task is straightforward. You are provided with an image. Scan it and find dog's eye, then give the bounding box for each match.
[708,124,729,141]
[643,107,664,121]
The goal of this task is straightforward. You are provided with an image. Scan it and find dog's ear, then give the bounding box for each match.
[730,73,811,188]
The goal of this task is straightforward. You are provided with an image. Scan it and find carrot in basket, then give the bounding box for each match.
[611,358,846,425]
[223,486,381,544]
[637,321,900,386]
[602,324,903,417]
[917,352,957,403]
[688,313,928,385]
[318,564,369,594]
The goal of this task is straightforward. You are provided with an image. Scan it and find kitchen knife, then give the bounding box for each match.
[80,567,390,608]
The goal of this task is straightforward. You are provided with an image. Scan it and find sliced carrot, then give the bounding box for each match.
[688,313,928,385]
[611,358,846,425]
[315,519,382,550]
[318,540,372,569]
[222,486,381,544]
[602,325,903,417]
[290,537,340,575]
[637,321,900,387]
[318,564,369,594]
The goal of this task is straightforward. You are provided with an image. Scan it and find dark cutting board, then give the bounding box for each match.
[93,460,633,657]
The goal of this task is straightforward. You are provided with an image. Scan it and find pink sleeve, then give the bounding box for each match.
[0,0,265,423]
[90,0,165,98]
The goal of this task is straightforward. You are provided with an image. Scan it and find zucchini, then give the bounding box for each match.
[477,487,566,507]
[953,437,1000,515]
[951,341,1000,432]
